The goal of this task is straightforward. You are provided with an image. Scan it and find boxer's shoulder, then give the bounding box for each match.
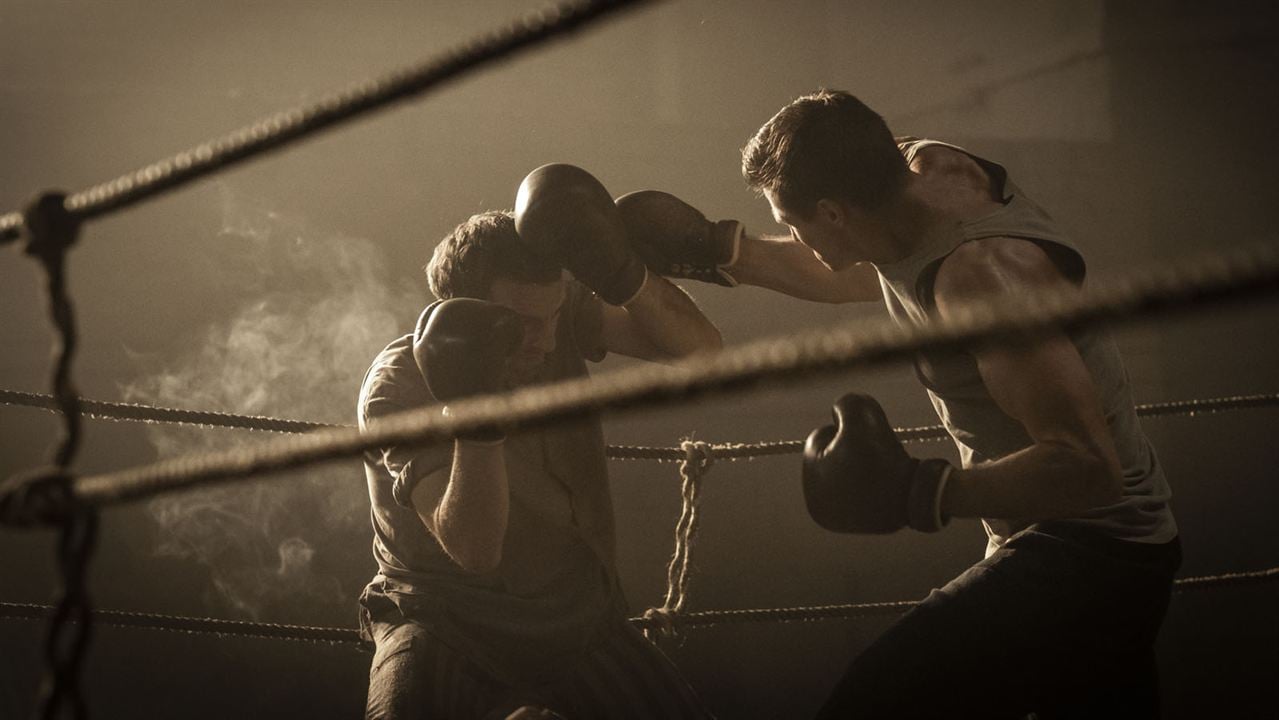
[909,144,993,197]
[909,144,1004,221]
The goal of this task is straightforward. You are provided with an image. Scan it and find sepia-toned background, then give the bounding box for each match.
[2,1,1276,716]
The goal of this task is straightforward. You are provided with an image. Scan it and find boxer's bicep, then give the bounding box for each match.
[934,238,1119,463]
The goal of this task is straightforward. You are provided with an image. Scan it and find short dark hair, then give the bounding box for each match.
[741,89,907,216]
[425,211,561,300]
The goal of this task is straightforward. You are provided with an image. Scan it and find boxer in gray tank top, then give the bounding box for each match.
[883,137,1176,556]
[622,89,1183,718]
[739,90,1182,720]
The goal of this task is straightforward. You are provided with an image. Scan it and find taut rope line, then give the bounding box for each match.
[0,0,655,245]
[9,241,1273,516]
[3,389,1277,453]
[4,566,1276,642]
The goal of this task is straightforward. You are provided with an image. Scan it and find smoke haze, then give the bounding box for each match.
[122,184,422,622]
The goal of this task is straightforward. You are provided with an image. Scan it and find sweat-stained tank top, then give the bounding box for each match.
[876,138,1177,556]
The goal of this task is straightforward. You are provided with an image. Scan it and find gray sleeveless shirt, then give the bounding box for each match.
[876,139,1177,555]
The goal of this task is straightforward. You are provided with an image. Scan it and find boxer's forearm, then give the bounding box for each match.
[729,234,883,303]
[416,439,509,574]
[940,442,1122,520]
[621,271,722,357]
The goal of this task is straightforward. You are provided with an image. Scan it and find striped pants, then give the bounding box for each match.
[364,617,712,720]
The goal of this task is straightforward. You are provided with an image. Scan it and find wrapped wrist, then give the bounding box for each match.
[593,256,648,306]
[716,220,744,267]
[704,220,744,287]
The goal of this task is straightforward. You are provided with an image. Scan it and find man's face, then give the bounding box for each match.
[765,189,855,271]
[487,273,567,385]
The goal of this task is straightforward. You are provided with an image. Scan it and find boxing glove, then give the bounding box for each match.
[802,393,952,534]
[514,163,648,306]
[614,190,743,287]
[391,300,522,506]
[412,298,523,436]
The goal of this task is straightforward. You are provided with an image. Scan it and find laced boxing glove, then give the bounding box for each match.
[614,190,743,287]
[802,393,953,534]
[514,163,647,306]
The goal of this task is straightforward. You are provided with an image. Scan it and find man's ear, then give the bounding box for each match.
[814,198,847,227]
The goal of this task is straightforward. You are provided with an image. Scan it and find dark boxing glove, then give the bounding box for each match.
[514,163,648,306]
[412,298,523,438]
[614,190,743,287]
[391,300,521,507]
[802,393,953,534]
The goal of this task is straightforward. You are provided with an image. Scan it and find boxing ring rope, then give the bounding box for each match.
[0,0,655,246]
[0,2,656,715]
[5,157,1276,720]
[10,240,1273,515]
[4,566,1277,645]
[3,388,1278,451]
[1,0,1275,712]
[4,385,1277,641]
[5,239,1279,679]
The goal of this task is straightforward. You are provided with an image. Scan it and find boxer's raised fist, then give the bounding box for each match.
[615,190,743,287]
[515,164,647,306]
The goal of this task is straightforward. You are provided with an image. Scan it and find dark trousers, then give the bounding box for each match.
[816,523,1182,720]
[361,591,711,720]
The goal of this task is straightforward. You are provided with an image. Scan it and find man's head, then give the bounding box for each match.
[741,90,908,268]
[425,211,565,383]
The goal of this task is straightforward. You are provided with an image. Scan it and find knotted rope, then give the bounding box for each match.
[10,192,100,720]
[644,440,716,640]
